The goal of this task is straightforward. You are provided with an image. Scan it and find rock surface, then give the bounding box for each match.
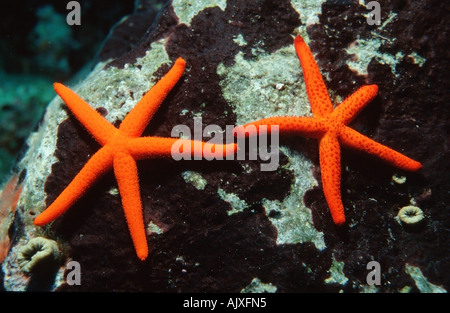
[1,0,448,292]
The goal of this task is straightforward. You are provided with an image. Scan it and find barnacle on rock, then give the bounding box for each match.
[397,205,425,231]
[17,237,61,274]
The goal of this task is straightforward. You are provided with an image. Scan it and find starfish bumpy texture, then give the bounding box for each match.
[234,36,422,225]
[34,58,237,260]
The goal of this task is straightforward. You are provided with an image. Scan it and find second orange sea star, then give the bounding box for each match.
[234,36,422,225]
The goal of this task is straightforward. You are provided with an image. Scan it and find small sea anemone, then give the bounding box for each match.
[397,205,425,231]
[17,237,61,274]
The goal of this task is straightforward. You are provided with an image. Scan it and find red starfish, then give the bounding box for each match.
[234,36,422,225]
[34,58,237,260]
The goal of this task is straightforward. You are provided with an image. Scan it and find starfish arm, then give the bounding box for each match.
[119,58,186,137]
[113,153,148,261]
[127,137,237,160]
[53,83,118,146]
[294,36,333,117]
[319,133,346,225]
[331,85,379,124]
[339,126,422,171]
[34,147,113,226]
[233,116,327,138]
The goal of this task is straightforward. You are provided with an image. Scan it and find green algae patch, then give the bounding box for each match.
[405,263,447,293]
[241,277,277,293]
[182,170,208,190]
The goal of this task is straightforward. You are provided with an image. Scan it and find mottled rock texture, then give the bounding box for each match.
[1,0,448,292]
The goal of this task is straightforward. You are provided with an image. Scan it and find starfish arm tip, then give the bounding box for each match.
[175,57,186,67]
[53,82,65,93]
[409,160,423,171]
[136,248,148,261]
[368,84,379,95]
[294,35,305,45]
[33,216,48,227]
[333,216,346,226]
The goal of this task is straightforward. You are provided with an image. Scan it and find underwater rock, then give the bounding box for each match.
[1,0,449,292]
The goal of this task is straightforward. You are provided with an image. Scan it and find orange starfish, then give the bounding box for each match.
[34,58,236,260]
[234,36,422,225]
